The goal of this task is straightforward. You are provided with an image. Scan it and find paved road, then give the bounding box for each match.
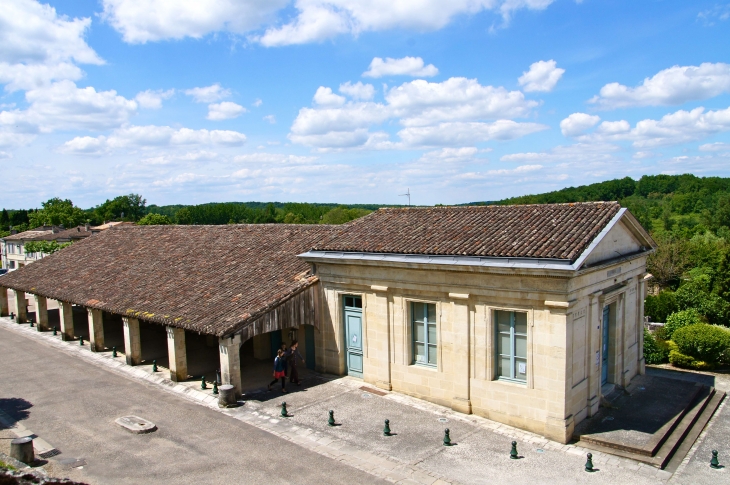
[0,326,387,485]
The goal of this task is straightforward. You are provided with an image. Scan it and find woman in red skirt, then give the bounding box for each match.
[268,349,287,393]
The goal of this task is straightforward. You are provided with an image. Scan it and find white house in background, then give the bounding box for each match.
[1,226,93,271]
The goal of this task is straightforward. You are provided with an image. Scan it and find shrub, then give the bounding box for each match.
[643,329,670,364]
[664,309,703,339]
[644,291,678,323]
[668,349,714,370]
[137,213,172,225]
[672,323,730,366]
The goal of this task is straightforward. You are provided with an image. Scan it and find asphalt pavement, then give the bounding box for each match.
[0,326,387,485]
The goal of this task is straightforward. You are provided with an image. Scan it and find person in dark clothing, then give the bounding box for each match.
[268,349,287,393]
[280,343,291,379]
[287,340,305,386]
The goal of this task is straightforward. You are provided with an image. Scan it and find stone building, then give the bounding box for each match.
[1,225,93,271]
[0,202,655,443]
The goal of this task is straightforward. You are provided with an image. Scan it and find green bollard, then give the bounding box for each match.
[710,450,720,469]
[510,441,518,459]
[585,453,595,472]
[112,346,117,358]
[10,312,15,322]
[53,326,57,336]
[152,360,157,372]
[328,410,335,427]
[443,428,452,446]
[29,320,34,328]
[281,402,288,417]
[383,419,391,436]
[201,376,207,390]
[212,382,218,395]
[79,336,84,346]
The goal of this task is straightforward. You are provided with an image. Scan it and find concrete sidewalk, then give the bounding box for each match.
[1,316,725,485]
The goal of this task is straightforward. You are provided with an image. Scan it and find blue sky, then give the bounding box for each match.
[1,0,729,208]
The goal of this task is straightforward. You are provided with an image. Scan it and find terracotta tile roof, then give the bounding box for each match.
[311,202,622,262]
[0,224,336,337]
[4,226,92,242]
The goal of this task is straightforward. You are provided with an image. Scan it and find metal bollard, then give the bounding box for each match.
[510,441,518,459]
[53,326,57,336]
[201,376,207,390]
[383,419,391,436]
[328,410,335,426]
[112,346,117,358]
[443,429,452,446]
[710,450,720,469]
[281,402,288,417]
[79,336,84,346]
[212,382,219,395]
[152,360,157,372]
[585,453,595,472]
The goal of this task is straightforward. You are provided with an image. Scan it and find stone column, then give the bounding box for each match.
[367,288,392,391]
[219,335,242,398]
[0,287,8,317]
[13,290,27,323]
[450,295,472,414]
[58,301,74,341]
[166,326,187,382]
[87,308,105,352]
[33,295,48,332]
[123,317,142,365]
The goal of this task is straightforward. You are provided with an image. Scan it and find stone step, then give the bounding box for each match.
[576,384,724,470]
[652,386,716,468]
[662,389,726,473]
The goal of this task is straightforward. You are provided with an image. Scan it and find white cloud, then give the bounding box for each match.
[57,135,108,155]
[313,86,346,107]
[60,124,247,154]
[397,121,547,147]
[290,77,542,149]
[590,63,730,109]
[560,113,601,136]
[699,142,730,152]
[363,57,438,78]
[253,98,263,107]
[207,101,247,120]
[257,1,555,47]
[0,80,138,132]
[263,115,276,124]
[418,147,483,163]
[234,153,318,164]
[339,81,375,100]
[567,106,730,148]
[185,83,231,103]
[0,0,103,92]
[101,0,288,43]
[697,4,730,26]
[135,89,174,109]
[518,59,564,92]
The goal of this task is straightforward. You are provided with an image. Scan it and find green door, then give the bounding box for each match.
[343,295,363,378]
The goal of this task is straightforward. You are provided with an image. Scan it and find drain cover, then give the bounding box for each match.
[536,449,545,453]
[361,393,373,398]
[115,415,157,434]
[438,418,449,423]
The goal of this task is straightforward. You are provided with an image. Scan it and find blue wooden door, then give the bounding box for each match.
[344,295,363,378]
[602,305,610,385]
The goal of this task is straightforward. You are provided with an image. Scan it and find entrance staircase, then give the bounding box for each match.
[574,375,725,472]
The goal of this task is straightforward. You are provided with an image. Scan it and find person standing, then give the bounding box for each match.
[268,349,287,393]
[288,340,305,386]
[280,342,291,380]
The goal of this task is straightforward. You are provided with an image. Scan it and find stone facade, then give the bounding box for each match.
[304,216,652,443]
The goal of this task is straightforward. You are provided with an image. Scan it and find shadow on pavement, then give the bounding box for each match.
[0,397,33,427]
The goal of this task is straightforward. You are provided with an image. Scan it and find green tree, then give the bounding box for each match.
[94,194,146,222]
[137,213,173,225]
[28,198,86,228]
[714,250,730,302]
[175,208,193,225]
[0,209,8,229]
[23,240,71,255]
[321,207,372,224]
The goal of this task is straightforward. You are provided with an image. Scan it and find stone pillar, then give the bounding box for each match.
[58,301,74,341]
[450,296,472,414]
[13,290,27,323]
[219,335,242,398]
[87,308,105,352]
[0,287,8,317]
[123,317,142,365]
[33,295,48,332]
[166,326,187,382]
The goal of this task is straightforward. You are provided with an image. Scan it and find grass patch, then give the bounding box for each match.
[0,459,17,470]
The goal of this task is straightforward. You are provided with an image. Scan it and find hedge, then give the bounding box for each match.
[664,309,702,340]
[672,323,730,366]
